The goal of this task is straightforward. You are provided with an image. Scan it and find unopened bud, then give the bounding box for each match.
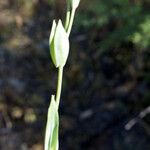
[68,0,80,9]
[49,20,69,68]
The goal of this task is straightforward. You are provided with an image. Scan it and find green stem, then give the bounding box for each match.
[65,2,71,30]
[55,6,77,108]
[56,66,63,108]
[67,8,76,35]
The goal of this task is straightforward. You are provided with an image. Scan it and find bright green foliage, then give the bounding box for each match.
[76,0,149,51]
[44,95,59,150]
[130,17,150,48]
[49,20,69,68]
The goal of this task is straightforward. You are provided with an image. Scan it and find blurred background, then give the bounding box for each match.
[0,0,150,149]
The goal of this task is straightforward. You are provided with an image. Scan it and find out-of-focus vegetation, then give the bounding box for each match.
[0,0,150,150]
[77,0,150,50]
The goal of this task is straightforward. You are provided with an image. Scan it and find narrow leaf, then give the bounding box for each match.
[49,20,56,44]
[44,95,59,150]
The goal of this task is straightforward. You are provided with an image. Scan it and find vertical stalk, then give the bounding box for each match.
[45,2,80,150]
[67,8,76,35]
[56,66,63,108]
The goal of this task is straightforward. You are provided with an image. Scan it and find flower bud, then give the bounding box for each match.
[49,20,69,68]
[68,0,80,9]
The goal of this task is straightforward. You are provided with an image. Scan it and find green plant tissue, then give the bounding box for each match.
[44,95,59,150]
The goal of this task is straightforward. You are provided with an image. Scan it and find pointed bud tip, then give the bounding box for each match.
[68,0,80,9]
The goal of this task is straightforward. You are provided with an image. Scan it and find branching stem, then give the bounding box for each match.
[55,6,77,109]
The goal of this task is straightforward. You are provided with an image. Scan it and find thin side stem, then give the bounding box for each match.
[65,2,71,30]
[67,8,76,36]
[56,66,63,108]
[65,11,71,30]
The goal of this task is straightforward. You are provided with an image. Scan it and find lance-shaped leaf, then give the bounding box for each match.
[49,20,69,68]
[49,20,57,67]
[44,95,59,150]
[49,20,56,44]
